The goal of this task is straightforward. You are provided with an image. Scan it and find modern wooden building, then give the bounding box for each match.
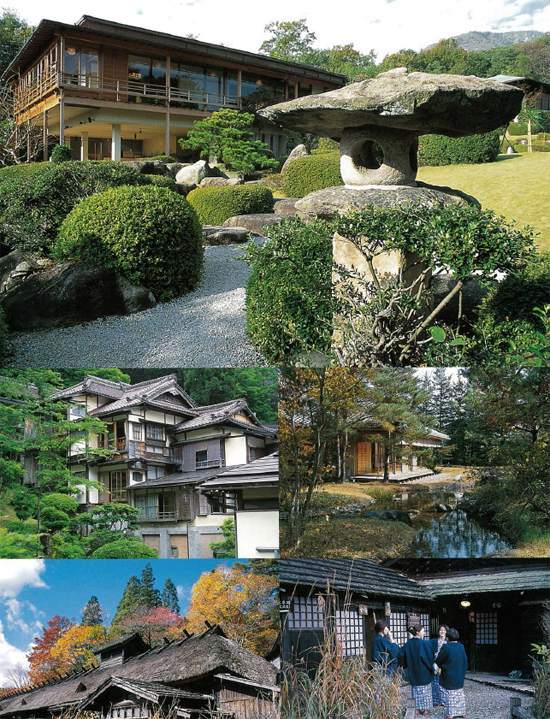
[3,15,345,161]
[0,625,279,719]
[49,374,277,558]
[280,558,550,677]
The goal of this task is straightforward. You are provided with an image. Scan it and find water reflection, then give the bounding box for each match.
[410,509,511,558]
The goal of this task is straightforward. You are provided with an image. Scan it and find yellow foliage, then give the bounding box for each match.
[50,625,107,674]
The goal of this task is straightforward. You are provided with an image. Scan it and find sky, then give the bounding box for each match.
[11,0,550,62]
[0,558,238,686]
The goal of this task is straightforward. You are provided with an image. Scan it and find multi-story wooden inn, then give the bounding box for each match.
[280,558,550,677]
[49,374,278,559]
[3,15,345,161]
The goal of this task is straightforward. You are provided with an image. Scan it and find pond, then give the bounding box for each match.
[409,508,512,558]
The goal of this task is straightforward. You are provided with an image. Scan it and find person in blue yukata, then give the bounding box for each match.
[398,624,436,716]
[436,627,468,719]
[372,619,400,675]
[430,624,448,707]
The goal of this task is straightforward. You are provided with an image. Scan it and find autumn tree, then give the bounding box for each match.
[182,564,278,656]
[28,615,72,684]
[82,596,103,626]
[50,625,106,674]
[119,606,184,646]
[161,579,180,615]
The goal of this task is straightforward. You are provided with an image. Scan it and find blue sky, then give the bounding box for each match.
[11,0,550,62]
[0,559,238,685]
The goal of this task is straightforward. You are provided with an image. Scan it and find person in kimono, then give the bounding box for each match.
[398,624,435,716]
[430,624,448,706]
[436,627,468,719]
[372,619,400,675]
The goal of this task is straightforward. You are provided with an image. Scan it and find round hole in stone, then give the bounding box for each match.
[352,139,384,170]
[409,141,418,172]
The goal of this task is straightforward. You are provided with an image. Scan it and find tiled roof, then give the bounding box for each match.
[128,468,223,490]
[50,376,131,401]
[420,564,550,596]
[201,452,279,489]
[175,399,275,437]
[279,559,431,601]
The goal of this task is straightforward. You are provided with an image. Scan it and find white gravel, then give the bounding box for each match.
[9,243,265,368]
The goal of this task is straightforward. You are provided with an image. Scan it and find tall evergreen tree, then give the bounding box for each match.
[81,595,103,626]
[161,578,180,615]
[112,575,143,626]
[138,563,161,608]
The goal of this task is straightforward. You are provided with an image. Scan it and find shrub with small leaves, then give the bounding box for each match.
[187,184,274,225]
[91,537,159,558]
[50,144,72,163]
[54,185,203,301]
[418,130,501,166]
[142,173,178,191]
[282,154,342,198]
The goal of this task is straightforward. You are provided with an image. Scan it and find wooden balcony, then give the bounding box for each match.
[137,508,177,522]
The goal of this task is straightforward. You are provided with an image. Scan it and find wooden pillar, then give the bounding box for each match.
[26,120,31,162]
[165,54,171,156]
[59,93,65,146]
[111,123,121,161]
[42,110,48,161]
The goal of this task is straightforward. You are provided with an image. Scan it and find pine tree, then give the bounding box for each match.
[138,563,161,609]
[81,595,103,626]
[161,578,180,615]
[111,575,143,626]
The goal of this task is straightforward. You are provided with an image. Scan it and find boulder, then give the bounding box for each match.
[1,262,156,330]
[223,214,285,234]
[166,162,190,177]
[175,160,227,189]
[199,176,243,188]
[295,182,479,222]
[274,198,299,217]
[203,226,251,245]
[281,143,309,173]
[0,250,50,293]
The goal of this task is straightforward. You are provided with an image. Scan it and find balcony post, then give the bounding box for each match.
[165,54,171,156]
[42,110,48,161]
[59,93,65,146]
[111,123,121,161]
[26,120,31,162]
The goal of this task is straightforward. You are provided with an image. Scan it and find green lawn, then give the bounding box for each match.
[418,153,550,251]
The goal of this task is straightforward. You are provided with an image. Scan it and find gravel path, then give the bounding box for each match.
[9,243,265,368]
[400,679,533,718]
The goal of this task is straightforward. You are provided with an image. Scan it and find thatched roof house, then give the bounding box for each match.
[0,626,278,719]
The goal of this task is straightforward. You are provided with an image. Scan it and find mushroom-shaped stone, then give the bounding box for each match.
[259,68,523,187]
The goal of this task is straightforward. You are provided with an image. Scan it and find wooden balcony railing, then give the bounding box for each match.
[196,458,222,470]
[137,508,177,522]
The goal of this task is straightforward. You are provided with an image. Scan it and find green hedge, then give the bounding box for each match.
[187,184,274,225]
[282,154,342,198]
[513,142,550,153]
[54,185,203,301]
[418,131,502,166]
[0,161,146,254]
[91,537,158,558]
[51,144,72,163]
[245,217,333,363]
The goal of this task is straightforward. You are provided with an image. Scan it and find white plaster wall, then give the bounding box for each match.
[225,436,247,466]
[193,514,228,527]
[235,511,279,558]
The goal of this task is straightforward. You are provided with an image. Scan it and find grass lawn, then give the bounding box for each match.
[281,517,416,559]
[507,533,550,558]
[418,153,550,251]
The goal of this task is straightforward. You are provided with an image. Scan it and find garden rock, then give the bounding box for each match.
[165,162,189,177]
[281,143,309,173]
[0,250,49,293]
[223,214,285,234]
[175,160,226,189]
[199,176,242,188]
[0,262,156,330]
[203,226,252,245]
[274,198,299,217]
[363,509,415,525]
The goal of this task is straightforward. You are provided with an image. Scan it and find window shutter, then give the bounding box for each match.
[198,491,210,516]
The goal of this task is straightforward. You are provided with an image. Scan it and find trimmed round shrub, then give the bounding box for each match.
[54,185,203,301]
[187,184,274,225]
[245,217,333,363]
[0,160,146,254]
[91,537,158,558]
[418,130,501,166]
[51,144,72,163]
[282,154,342,198]
[142,173,178,191]
[41,493,79,515]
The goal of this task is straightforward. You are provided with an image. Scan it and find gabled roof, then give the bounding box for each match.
[79,675,210,711]
[50,375,131,401]
[201,452,279,490]
[174,399,275,437]
[3,15,346,83]
[93,632,149,656]
[279,558,431,602]
[0,625,277,717]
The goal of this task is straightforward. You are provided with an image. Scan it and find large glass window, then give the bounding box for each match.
[108,471,128,502]
[128,55,166,86]
[63,46,98,85]
[145,423,165,441]
[170,63,238,108]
